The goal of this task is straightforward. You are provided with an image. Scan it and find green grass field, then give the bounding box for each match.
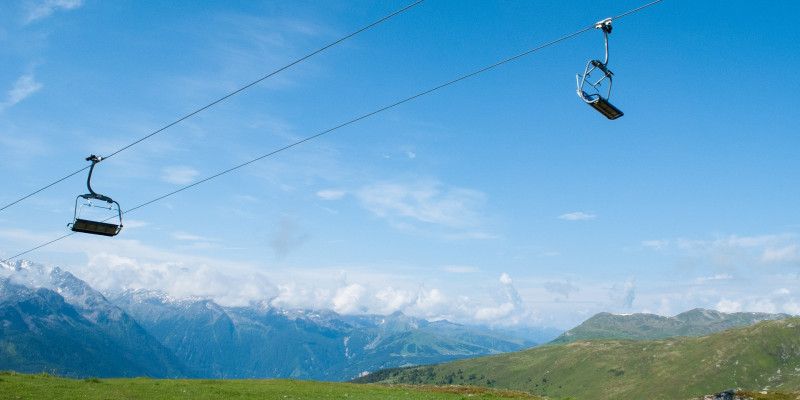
[3,371,799,400]
[0,371,544,399]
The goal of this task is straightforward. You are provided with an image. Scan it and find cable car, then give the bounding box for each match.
[577,18,623,120]
[68,155,123,236]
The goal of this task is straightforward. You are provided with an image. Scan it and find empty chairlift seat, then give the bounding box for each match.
[576,18,624,120]
[67,155,124,237]
[70,218,121,237]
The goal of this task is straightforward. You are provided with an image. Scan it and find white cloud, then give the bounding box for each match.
[0,74,43,111]
[677,234,800,270]
[749,297,780,314]
[8,247,541,327]
[724,281,800,315]
[2,232,545,328]
[628,272,800,318]
[558,211,595,221]
[81,252,277,307]
[467,273,536,326]
[691,273,733,284]
[409,288,449,317]
[375,287,415,314]
[783,299,800,315]
[442,265,479,273]
[441,231,498,240]
[119,219,149,229]
[679,235,793,253]
[609,276,635,309]
[543,279,579,300]
[332,283,367,314]
[357,180,485,229]
[474,302,515,321]
[715,298,742,313]
[172,232,217,242]
[316,189,346,200]
[24,0,83,24]
[16,222,796,330]
[0,228,59,244]
[762,244,799,264]
[161,165,200,184]
[499,273,522,306]
[270,282,333,311]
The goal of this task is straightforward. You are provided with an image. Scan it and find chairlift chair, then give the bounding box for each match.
[577,18,623,120]
[68,155,123,237]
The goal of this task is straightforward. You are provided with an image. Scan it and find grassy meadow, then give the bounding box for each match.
[2,371,800,399]
[358,319,800,400]
[0,371,543,400]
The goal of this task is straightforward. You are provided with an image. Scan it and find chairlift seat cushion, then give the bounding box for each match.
[71,218,120,237]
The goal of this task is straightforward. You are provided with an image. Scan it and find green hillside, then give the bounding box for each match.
[356,318,800,400]
[550,309,792,344]
[0,371,542,399]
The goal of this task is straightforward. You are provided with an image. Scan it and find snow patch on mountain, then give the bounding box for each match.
[1,259,111,317]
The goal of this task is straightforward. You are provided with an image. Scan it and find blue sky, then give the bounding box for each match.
[1,0,799,330]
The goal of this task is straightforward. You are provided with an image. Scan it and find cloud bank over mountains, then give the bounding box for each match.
[4,229,799,329]
[76,251,536,328]
[54,231,800,330]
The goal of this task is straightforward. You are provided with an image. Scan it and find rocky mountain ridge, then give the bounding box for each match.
[0,260,191,378]
[110,288,537,380]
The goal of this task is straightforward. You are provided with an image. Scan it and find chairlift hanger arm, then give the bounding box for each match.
[595,18,612,66]
[85,154,102,198]
[84,154,114,204]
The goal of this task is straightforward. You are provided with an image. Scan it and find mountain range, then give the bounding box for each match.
[550,308,793,344]
[0,260,539,380]
[4,258,796,393]
[109,288,538,380]
[0,262,190,378]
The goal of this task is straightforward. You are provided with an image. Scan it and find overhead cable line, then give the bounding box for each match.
[2,232,77,264]
[1,0,666,264]
[0,0,426,214]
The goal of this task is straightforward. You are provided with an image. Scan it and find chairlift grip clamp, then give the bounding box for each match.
[595,18,612,34]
